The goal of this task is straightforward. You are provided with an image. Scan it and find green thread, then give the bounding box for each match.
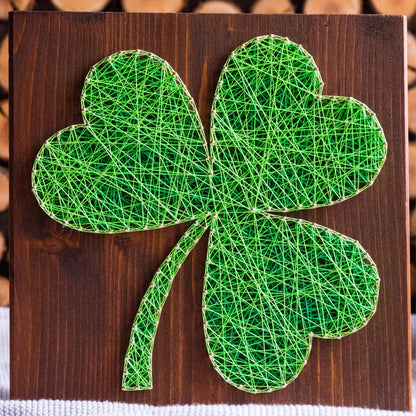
[210,36,386,213]
[203,211,378,392]
[123,213,210,390]
[31,35,387,393]
[32,50,210,233]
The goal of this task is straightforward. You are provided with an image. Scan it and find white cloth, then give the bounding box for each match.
[0,307,413,415]
[0,402,413,416]
[0,307,9,401]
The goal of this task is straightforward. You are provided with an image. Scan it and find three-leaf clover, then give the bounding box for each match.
[32,35,387,394]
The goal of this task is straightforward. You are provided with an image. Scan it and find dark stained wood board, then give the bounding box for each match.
[9,12,410,410]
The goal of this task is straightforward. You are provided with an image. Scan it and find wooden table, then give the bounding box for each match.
[9,12,410,411]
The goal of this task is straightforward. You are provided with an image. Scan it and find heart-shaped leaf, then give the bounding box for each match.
[203,211,378,392]
[210,35,386,212]
[32,51,210,233]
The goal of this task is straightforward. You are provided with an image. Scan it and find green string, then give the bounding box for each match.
[31,35,387,393]
[210,36,386,213]
[203,210,378,392]
[123,213,210,390]
[32,50,210,233]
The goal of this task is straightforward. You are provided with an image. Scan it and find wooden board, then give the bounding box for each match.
[9,12,410,410]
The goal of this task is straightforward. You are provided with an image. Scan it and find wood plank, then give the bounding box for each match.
[9,12,410,410]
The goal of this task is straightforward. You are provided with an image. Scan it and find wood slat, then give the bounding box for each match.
[9,12,410,410]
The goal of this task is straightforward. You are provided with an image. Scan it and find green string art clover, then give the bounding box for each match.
[32,35,387,394]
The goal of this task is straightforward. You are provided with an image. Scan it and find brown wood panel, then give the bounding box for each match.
[9,12,410,410]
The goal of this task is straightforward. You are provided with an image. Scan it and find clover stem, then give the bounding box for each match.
[122,213,211,391]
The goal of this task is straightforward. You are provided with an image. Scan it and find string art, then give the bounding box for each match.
[32,51,210,232]
[31,35,387,393]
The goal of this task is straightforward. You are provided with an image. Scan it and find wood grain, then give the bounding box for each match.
[9,12,410,410]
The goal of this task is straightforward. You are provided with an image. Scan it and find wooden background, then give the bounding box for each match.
[10,12,410,410]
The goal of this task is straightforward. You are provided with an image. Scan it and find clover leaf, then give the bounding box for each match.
[32,51,211,232]
[32,35,386,394]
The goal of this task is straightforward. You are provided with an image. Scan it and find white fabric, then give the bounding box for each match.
[0,402,413,416]
[0,307,9,401]
[0,307,413,415]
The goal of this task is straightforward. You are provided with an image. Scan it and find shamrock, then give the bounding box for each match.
[32,35,387,394]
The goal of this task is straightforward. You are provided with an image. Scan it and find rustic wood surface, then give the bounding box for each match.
[9,12,410,410]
